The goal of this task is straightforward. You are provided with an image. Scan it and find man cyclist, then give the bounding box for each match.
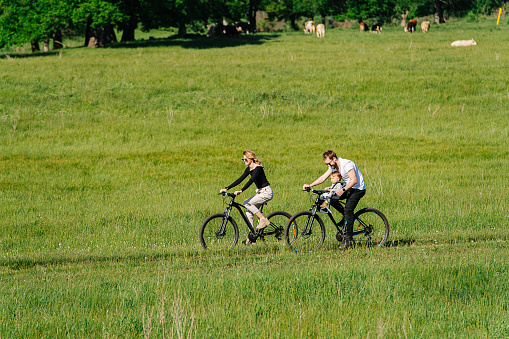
[303,150,366,249]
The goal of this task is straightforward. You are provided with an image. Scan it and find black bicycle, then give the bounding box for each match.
[284,188,389,252]
[199,192,291,251]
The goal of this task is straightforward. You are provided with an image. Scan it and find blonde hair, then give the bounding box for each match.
[331,171,341,178]
[243,150,263,167]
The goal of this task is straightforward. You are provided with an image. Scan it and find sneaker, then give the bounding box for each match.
[339,236,355,249]
[256,218,270,230]
[318,201,330,213]
[242,239,251,245]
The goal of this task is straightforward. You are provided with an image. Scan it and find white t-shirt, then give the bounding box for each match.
[328,158,365,190]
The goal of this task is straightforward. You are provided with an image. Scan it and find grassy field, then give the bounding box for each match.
[1,19,508,337]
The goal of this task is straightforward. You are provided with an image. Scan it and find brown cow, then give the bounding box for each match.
[404,19,417,33]
[421,21,430,33]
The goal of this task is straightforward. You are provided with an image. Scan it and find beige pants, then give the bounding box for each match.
[244,186,273,228]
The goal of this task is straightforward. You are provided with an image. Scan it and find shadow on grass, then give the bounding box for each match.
[386,239,417,247]
[0,239,421,270]
[1,34,280,59]
[0,50,61,59]
[110,33,281,49]
[0,250,191,271]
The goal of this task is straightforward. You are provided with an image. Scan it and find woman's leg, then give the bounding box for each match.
[244,186,273,228]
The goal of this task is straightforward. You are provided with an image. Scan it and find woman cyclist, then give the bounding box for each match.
[220,150,273,244]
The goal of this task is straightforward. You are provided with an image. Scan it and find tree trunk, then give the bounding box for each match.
[43,37,50,52]
[248,10,255,33]
[87,26,117,48]
[88,36,98,48]
[120,18,137,42]
[53,30,63,49]
[290,15,297,30]
[401,10,409,26]
[88,28,103,47]
[178,22,186,36]
[84,16,93,47]
[87,28,101,48]
[104,26,117,44]
[31,40,40,52]
[248,2,257,33]
[434,1,446,24]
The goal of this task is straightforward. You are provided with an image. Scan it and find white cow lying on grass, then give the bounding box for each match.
[451,39,476,47]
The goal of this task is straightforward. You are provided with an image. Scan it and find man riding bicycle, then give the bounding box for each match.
[303,150,366,249]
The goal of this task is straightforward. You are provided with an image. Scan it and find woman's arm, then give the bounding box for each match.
[303,169,333,190]
[223,167,250,191]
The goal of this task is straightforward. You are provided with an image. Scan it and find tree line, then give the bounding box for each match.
[0,0,504,51]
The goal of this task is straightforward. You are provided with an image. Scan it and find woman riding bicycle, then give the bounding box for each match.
[220,150,273,244]
[303,150,366,249]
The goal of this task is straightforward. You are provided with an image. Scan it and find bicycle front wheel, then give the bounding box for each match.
[259,211,291,246]
[285,211,326,253]
[352,208,389,247]
[199,213,239,251]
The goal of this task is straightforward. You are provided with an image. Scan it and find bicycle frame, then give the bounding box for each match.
[219,193,264,235]
[306,189,373,238]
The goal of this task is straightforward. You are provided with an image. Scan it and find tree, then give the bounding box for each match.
[72,0,124,47]
[0,0,123,51]
[265,0,305,29]
[0,0,75,51]
[434,0,447,23]
[339,0,397,23]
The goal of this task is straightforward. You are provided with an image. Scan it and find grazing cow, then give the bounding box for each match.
[316,24,325,38]
[235,22,251,34]
[451,39,477,47]
[227,24,240,37]
[421,21,430,33]
[404,19,417,33]
[206,24,216,37]
[371,23,382,33]
[216,23,238,37]
[303,21,316,34]
[359,21,368,32]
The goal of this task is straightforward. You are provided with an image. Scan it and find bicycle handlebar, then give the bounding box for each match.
[219,192,236,198]
[304,188,329,195]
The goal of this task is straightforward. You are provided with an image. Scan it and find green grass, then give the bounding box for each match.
[1,18,508,337]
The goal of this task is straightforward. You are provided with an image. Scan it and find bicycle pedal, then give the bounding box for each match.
[248,231,258,242]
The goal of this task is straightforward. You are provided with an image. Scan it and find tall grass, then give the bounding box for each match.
[0,19,508,337]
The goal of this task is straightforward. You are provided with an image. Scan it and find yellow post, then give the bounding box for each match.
[497,8,502,25]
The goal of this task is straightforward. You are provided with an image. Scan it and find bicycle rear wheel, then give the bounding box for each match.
[259,211,291,246]
[284,211,326,253]
[199,213,239,251]
[352,208,389,247]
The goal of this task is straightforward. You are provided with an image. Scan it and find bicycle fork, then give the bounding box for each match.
[217,205,234,237]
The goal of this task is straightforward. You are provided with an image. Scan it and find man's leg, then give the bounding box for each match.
[341,189,366,248]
